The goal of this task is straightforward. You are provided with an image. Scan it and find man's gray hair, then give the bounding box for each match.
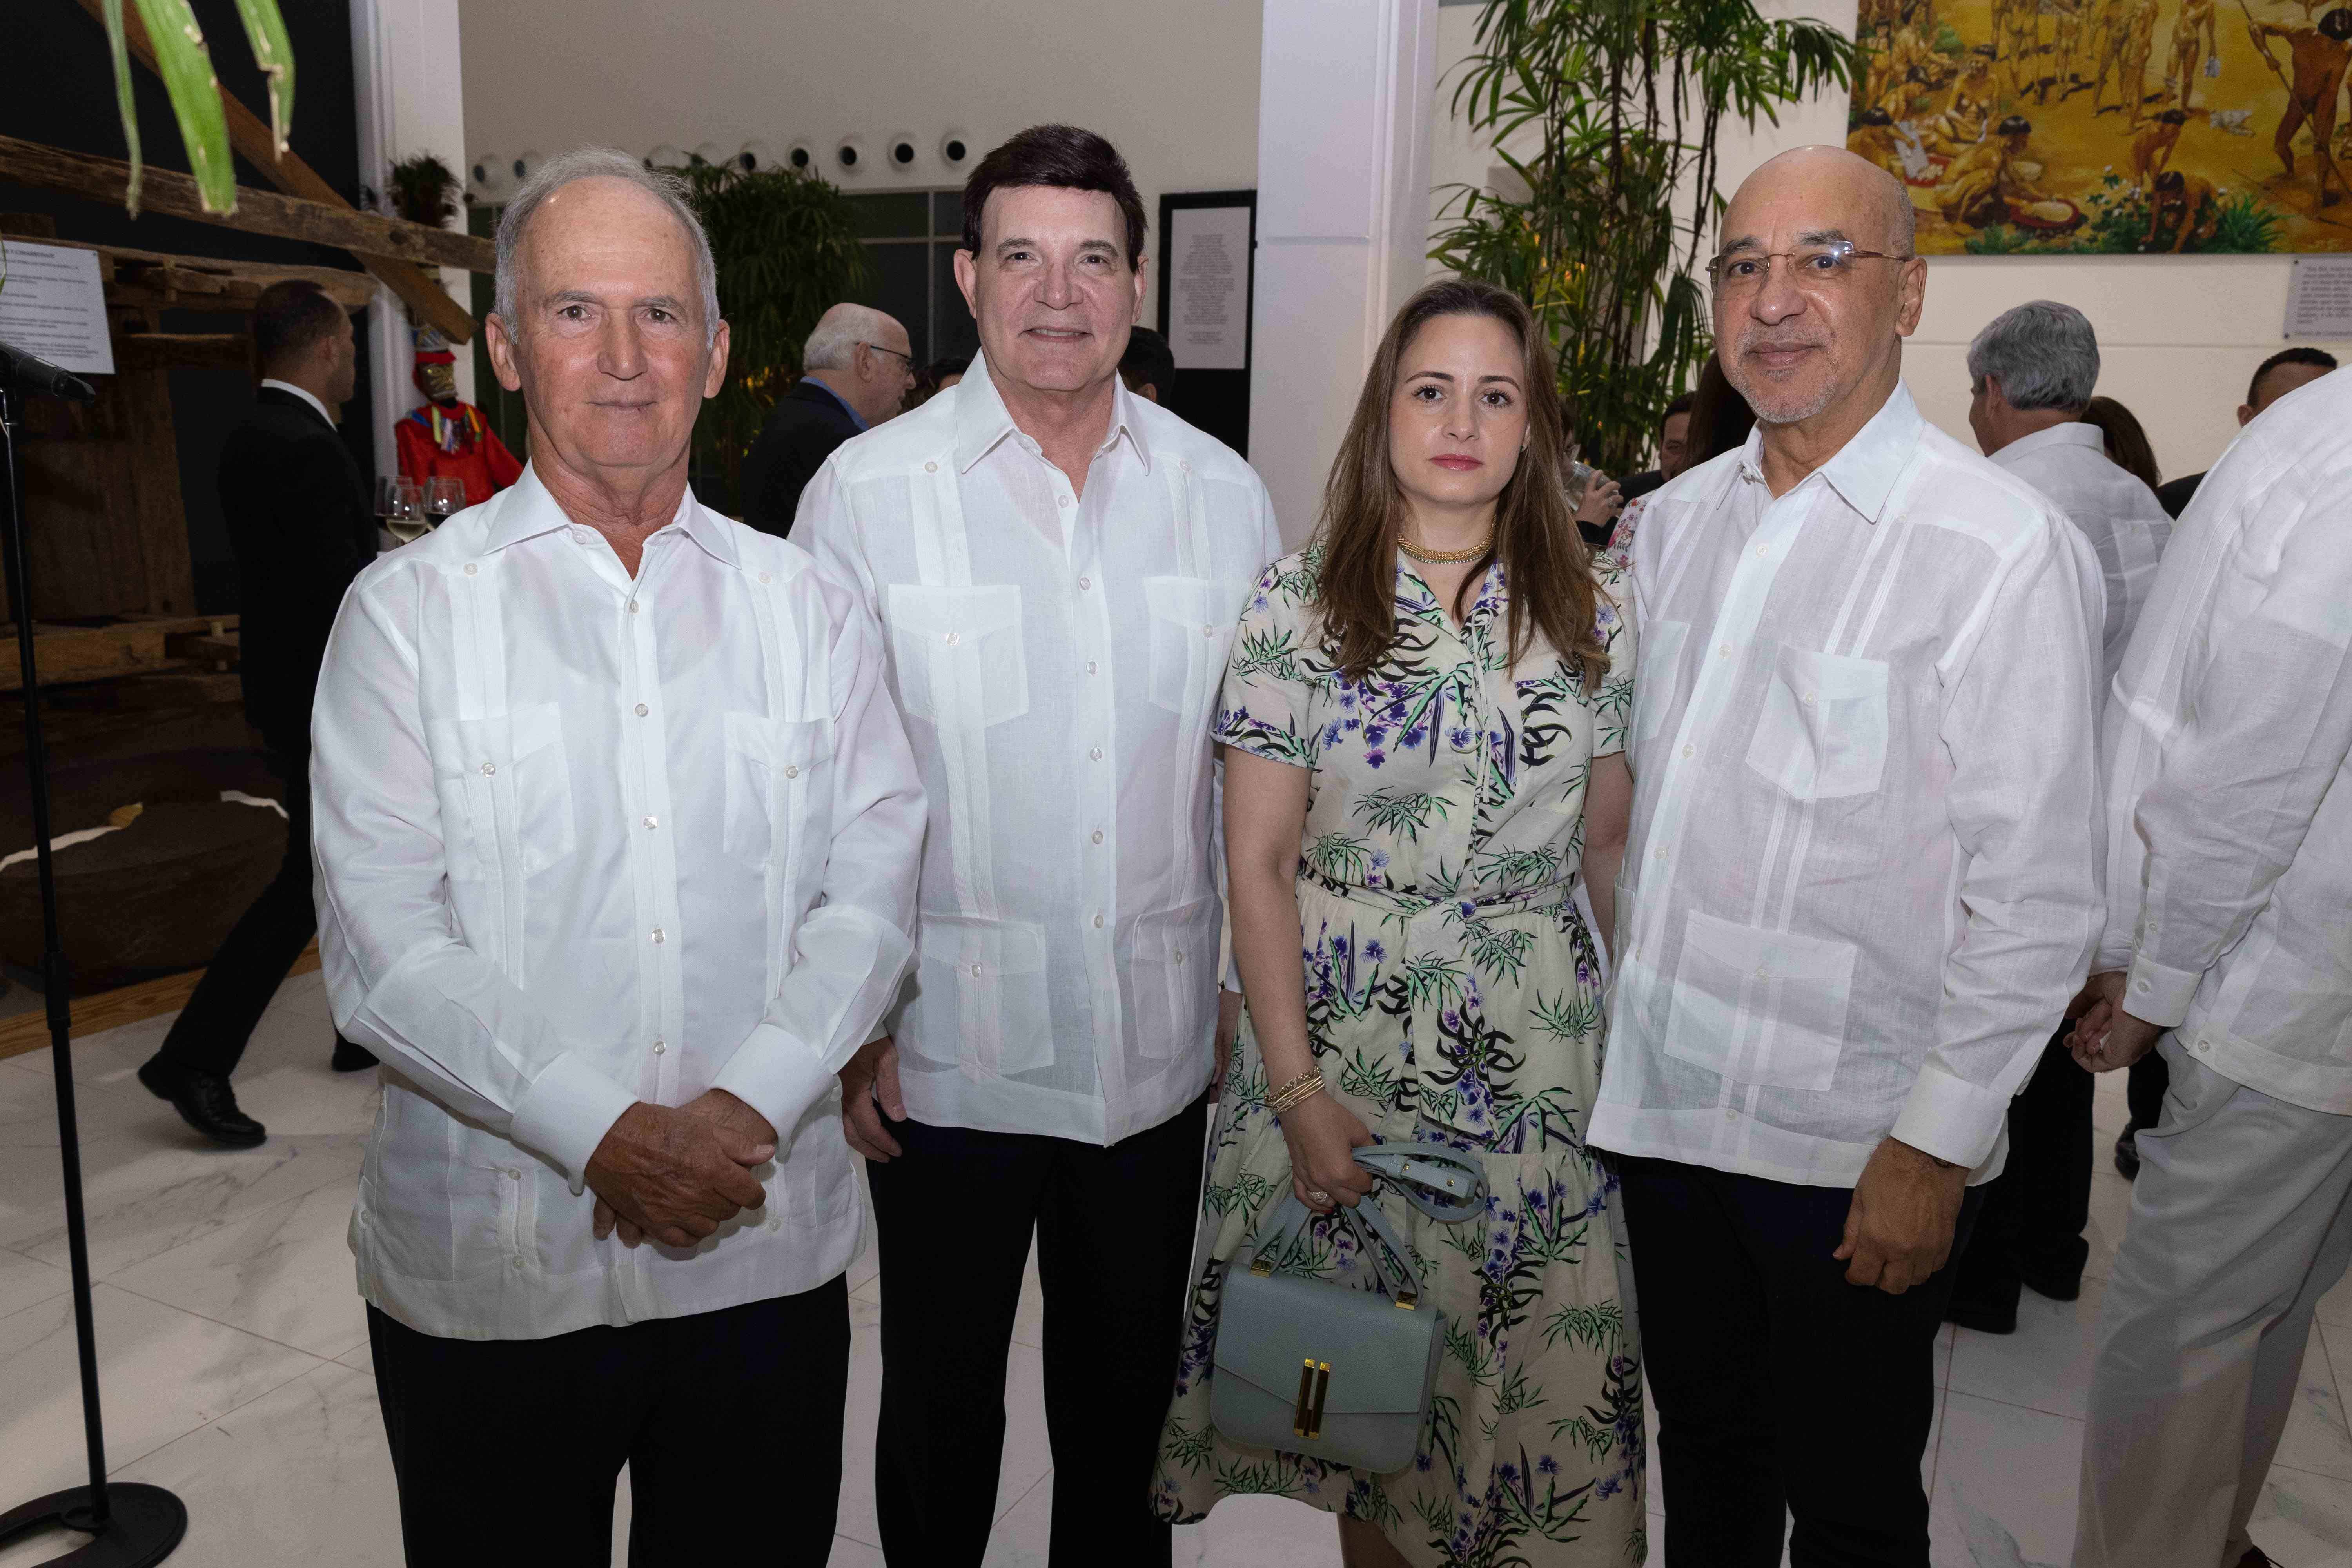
[1967,299,2099,410]
[492,147,720,343]
[802,303,893,372]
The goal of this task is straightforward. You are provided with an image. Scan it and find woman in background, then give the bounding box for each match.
[1153,278,1644,1567]
[1604,356,1756,566]
[2082,394,2163,492]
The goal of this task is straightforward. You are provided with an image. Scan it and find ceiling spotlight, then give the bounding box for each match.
[738,140,776,173]
[512,151,542,183]
[691,141,726,167]
[886,133,920,171]
[786,140,815,172]
[835,135,869,175]
[940,131,976,168]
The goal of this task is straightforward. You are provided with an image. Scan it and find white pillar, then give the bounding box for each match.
[351,0,470,486]
[1247,0,1440,544]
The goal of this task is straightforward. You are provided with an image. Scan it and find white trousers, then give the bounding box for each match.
[2076,1039,2352,1568]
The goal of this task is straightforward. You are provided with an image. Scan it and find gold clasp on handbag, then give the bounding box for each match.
[1292,1358,1331,1439]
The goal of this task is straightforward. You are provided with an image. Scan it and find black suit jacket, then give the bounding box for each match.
[220,387,377,752]
[740,378,862,538]
[2156,472,2203,520]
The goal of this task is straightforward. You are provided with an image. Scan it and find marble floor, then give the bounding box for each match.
[2,972,2351,1566]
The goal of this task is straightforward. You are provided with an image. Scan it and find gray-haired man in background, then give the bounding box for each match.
[741,301,916,536]
[1944,298,2171,1336]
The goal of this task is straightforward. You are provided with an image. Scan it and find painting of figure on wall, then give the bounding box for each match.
[1851,0,2352,252]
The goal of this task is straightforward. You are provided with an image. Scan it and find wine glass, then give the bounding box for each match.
[374,474,405,529]
[423,477,466,528]
[386,479,427,544]
[1561,441,1599,509]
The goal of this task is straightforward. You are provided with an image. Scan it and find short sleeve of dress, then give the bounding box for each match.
[1213,555,1320,770]
[1590,561,1638,759]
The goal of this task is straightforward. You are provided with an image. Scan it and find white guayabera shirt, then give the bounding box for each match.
[800,355,1281,1146]
[2100,370,2352,1111]
[314,466,925,1339]
[1985,421,2172,690]
[1592,384,2106,1187]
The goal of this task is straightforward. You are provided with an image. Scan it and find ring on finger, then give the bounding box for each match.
[1307,1188,1333,1206]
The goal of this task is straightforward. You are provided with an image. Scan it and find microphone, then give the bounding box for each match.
[0,340,97,403]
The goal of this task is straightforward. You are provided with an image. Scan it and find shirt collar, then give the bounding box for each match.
[797,374,868,432]
[1988,420,2103,470]
[1738,380,1925,523]
[261,378,334,428]
[481,462,740,568]
[952,348,1152,477]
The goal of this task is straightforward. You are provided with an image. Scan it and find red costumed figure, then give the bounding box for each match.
[394,328,521,505]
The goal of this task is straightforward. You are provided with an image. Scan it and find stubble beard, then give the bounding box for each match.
[1725,332,1842,427]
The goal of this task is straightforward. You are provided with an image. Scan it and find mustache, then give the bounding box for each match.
[1736,327,1830,356]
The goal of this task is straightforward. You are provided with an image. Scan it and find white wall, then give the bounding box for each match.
[457,0,1263,282]
[1428,0,2351,483]
[352,0,472,483]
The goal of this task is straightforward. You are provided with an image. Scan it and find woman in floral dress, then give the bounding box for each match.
[1152,278,1643,1567]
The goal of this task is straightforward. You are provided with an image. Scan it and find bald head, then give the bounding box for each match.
[1726,146,1916,261]
[1710,145,1927,469]
[802,303,903,373]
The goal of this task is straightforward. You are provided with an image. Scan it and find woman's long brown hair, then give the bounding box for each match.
[1312,278,1608,692]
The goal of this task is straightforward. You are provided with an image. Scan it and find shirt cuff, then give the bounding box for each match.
[2123,950,2201,1029]
[710,1023,838,1147]
[1888,1060,2011,1172]
[511,1051,639,1194]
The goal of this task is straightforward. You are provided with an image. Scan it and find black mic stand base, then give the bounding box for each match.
[0,1485,187,1566]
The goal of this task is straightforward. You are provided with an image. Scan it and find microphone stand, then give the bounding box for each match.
[0,357,187,1564]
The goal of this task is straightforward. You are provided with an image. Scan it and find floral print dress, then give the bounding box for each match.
[1152,547,1645,1566]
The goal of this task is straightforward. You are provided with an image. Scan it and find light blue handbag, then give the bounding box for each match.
[1209,1144,1487,1474]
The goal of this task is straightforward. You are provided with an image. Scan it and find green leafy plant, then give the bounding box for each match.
[100,0,294,216]
[387,152,461,229]
[1432,0,1855,474]
[675,161,875,515]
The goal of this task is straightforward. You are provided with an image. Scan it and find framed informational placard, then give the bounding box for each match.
[2286,256,2352,339]
[0,240,115,376]
[1156,190,1255,457]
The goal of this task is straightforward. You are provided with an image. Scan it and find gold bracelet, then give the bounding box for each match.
[1268,1070,1326,1116]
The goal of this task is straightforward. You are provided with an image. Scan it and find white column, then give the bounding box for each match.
[351,0,470,485]
[1247,0,1440,544]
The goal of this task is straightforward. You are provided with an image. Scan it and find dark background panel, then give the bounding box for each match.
[1154,190,1255,459]
[2,0,372,614]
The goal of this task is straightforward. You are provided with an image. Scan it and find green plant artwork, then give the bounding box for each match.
[1433,0,1855,475]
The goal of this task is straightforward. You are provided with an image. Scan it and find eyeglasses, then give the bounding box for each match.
[861,342,917,374]
[1705,240,1914,296]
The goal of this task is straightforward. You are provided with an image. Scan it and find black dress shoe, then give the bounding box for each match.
[136,1057,266,1148]
[331,1036,377,1074]
[2114,1125,2143,1181]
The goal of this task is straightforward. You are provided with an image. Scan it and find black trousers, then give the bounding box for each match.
[2126,1048,2170,1130]
[367,1282,850,1568]
[1618,1154,1983,1567]
[865,1095,1209,1568]
[156,748,345,1076]
[1951,1023,2092,1314]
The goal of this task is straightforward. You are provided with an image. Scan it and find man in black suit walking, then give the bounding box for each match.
[739,303,913,536]
[138,280,379,1147]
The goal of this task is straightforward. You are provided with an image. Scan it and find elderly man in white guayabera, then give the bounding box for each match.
[1942,298,2174,1340]
[2072,365,2352,1568]
[309,148,924,1567]
[1591,146,2105,1567]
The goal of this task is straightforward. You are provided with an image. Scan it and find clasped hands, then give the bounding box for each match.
[586,1089,776,1249]
[2064,970,2165,1074]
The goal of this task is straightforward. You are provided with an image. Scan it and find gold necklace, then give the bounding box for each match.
[1399,534,1491,564]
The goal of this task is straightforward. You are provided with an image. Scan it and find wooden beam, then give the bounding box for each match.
[0,616,236,692]
[70,0,483,345]
[0,134,492,275]
[114,333,250,371]
[20,236,379,312]
[0,940,319,1062]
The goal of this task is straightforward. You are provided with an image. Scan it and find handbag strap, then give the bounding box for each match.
[1240,1144,1488,1306]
